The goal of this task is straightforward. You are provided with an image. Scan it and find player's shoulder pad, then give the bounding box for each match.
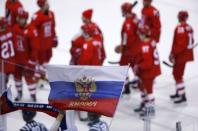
[153,9,160,17]
[176,25,185,34]
[149,6,160,17]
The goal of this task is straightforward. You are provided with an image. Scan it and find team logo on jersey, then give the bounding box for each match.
[74,76,96,100]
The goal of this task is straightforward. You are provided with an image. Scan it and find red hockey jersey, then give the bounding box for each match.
[0,27,16,73]
[134,39,161,79]
[170,23,194,63]
[141,5,161,43]
[5,0,23,27]
[31,10,56,51]
[13,24,39,65]
[77,38,103,65]
[121,14,139,48]
[120,13,139,65]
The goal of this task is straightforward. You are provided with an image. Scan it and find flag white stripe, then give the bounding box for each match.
[46,65,128,82]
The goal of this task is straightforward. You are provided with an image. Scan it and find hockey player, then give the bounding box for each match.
[31,0,58,80]
[0,16,16,84]
[13,10,39,102]
[77,24,103,65]
[133,25,161,116]
[70,9,106,66]
[5,0,23,27]
[81,9,106,64]
[20,110,48,131]
[169,11,194,104]
[141,0,161,43]
[88,112,109,131]
[115,2,139,94]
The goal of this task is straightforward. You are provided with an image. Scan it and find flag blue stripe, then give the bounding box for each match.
[49,81,124,99]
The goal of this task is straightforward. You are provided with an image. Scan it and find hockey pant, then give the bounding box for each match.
[139,77,155,107]
[173,62,186,95]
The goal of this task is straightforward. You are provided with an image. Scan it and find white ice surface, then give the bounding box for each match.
[0,0,198,131]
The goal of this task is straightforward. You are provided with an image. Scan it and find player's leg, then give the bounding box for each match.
[35,50,48,89]
[25,69,37,102]
[40,49,52,80]
[172,63,187,103]
[120,53,131,95]
[130,73,139,89]
[134,79,147,112]
[34,50,45,80]
[122,76,131,95]
[170,63,185,98]
[139,78,155,117]
[38,49,52,88]
[14,66,23,101]
[170,63,180,99]
[129,59,139,89]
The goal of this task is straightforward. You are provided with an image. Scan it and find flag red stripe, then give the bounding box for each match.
[49,98,119,117]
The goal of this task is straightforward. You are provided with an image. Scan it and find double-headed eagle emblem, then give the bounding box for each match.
[74,76,96,100]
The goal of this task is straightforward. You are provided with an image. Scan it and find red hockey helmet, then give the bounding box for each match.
[37,0,46,7]
[82,9,93,20]
[0,17,7,27]
[17,10,29,19]
[178,10,188,21]
[81,24,95,36]
[138,25,151,36]
[121,2,133,13]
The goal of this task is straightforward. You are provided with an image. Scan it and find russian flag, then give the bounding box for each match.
[46,65,128,117]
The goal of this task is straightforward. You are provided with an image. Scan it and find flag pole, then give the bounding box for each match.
[0,60,7,131]
[108,65,130,128]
